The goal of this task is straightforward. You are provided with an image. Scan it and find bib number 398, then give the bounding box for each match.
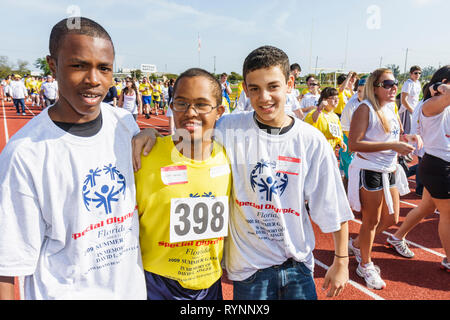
[170,196,229,243]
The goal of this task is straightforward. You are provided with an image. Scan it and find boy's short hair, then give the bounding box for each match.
[49,17,114,57]
[172,68,223,106]
[410,65,422,73]
[243,46,290,83]
[290,63,301,72]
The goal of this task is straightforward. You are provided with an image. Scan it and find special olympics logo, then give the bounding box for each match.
[250,160,288,202]
[82,163,126,215]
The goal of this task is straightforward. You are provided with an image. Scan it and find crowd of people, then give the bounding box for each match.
[0,17,448,301]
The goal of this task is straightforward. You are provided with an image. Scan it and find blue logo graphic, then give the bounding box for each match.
[250,160,288,201]
[82,163,126,215]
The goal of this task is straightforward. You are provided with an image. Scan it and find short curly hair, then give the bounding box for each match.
[243,46,290,83]
[49,17,114,57]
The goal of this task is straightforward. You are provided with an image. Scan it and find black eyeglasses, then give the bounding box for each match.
[172,101,218,114]
[413,72,422,75]
[374,79,398,89]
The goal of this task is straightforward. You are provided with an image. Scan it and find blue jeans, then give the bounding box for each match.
[233,259,317,300]
[13,98,25,113]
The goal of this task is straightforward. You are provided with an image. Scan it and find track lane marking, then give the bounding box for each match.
[2,99,9,144]
[314,259,385,300]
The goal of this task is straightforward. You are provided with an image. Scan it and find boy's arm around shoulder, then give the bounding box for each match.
[132,128,162,172]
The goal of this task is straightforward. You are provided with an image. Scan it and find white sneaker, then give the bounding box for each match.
[357,262,386,290]
[386,235,415,258]
[348,238,362,263]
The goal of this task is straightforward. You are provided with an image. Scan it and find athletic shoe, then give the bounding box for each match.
[386,235,415,258]
[441,258,450,273]
[404,153,414,162]
[22,112,26,115]
[348,238,362,263]
[145,113,150,119]
[356,262,386,290]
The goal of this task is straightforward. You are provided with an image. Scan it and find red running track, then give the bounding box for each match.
[0,99,448,300]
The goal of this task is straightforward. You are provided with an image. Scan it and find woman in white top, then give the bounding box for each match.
[416,66,450,272]
[118,77,142,121]
[347,68,421,289]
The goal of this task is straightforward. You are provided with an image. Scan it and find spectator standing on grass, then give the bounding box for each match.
[8,74,28,115]
[347,68,422,290]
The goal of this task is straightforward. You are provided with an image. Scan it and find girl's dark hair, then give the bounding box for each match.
[423,65,450,101]
[317,87,339,106]
[123,77,138,96]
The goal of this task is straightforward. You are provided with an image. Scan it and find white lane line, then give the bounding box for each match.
[137,120,169,132]
[314,259,385,300]
[25,104,36,116]
[2,99,9,144]
[350,218,445,258]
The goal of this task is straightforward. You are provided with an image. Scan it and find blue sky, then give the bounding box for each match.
[1,0,449,76]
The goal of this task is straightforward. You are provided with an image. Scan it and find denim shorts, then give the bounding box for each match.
[233,259,317,300]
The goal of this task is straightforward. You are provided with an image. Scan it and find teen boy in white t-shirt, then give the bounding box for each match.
[400,66,422,134]
[133,46,353,300]
[0,18,146,300]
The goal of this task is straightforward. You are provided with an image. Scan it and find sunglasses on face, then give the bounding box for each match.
[413,72,422,75]
[309,83,320,86]
[374,79,398,89]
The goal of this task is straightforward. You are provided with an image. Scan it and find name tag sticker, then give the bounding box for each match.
[276,156,300,175]
[210,164,230,178]
[161,166,188,185]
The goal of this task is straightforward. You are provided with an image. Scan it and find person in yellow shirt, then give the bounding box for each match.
[114,78,122,96]
[305,87,346,152]
[335,72,357,116]
[139,77,153,119]
[135,68,230,300]
[151,79,163,116]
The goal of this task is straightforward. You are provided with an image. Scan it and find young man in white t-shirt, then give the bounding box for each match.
[0,17,146,300]
[133,46,353,300]
[400,66,422,134]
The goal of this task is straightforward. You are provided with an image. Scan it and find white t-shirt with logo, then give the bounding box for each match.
[400,79,421,114]
[0,103,146,299]
[215,112,354,281]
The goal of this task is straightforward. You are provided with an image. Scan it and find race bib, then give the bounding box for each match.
[329,122,341,138]
[170,196,229,243]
